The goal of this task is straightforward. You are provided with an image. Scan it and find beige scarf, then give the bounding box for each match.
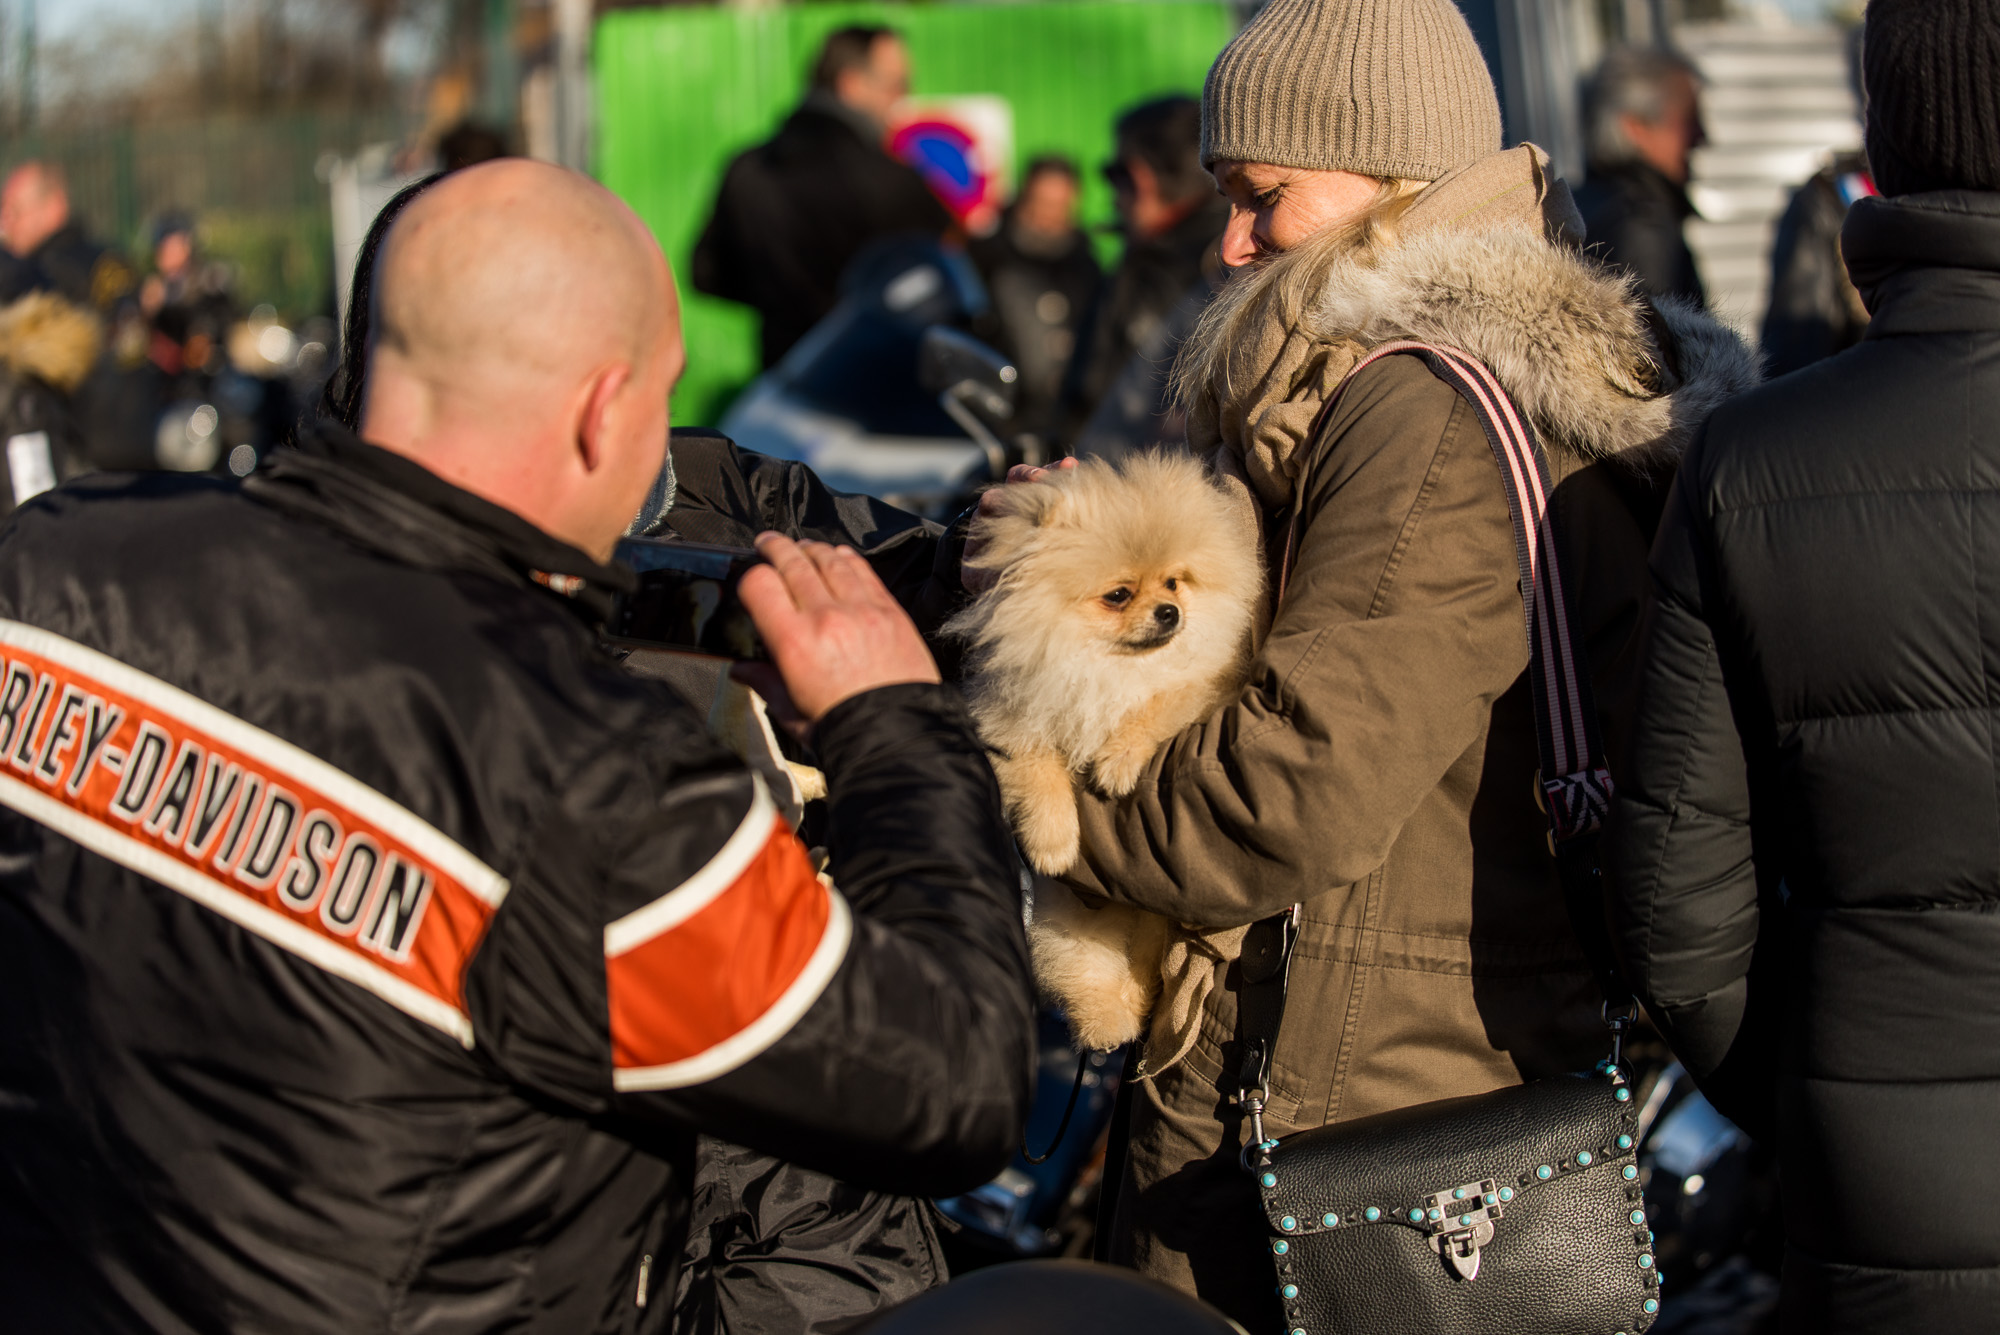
[1138,146,1583,1082]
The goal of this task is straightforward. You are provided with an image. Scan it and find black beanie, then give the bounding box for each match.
[1863,0,2000,196]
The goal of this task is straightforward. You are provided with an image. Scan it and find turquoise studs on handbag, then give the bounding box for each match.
[1408,1207,1426,1223]
[1280,1216,1298,1231]
[1644,1299,1659,1314]
[1639,1254,1654,1269]
[1272,1239,1289,1256]
[1452,1187,1466,1199]
[1498,1187,1515,1202]
[1261,1172,1277,1188]
[1616,1134,1633,1150]
[1322,1212,1339,1227]
[1576,1151,1593,1166]
[1282,1284,1299,1299]
[1536,1164,1554,1180]
[1364,1206,1381,1222]
[1426,1207,1444,1221]
[1630,1208,1646,1225]
[1623,1165,1639,1181]
[1615,1087,1632,1102]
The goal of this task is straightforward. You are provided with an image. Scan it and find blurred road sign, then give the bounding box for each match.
[890,96,1014,237]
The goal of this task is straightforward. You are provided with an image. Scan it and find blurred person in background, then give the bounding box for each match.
[1606,1,2000,1328]
[139,212,237,386]
[1060,95,1228,453]
[0,162,135,315]
[1574,47,1708,306]
[0,162,133,484]
[1760,151,1876,377]
[693,25,954,369]
[970,154,1100,451]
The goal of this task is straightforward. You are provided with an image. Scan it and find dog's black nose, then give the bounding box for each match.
[1152,604,1180,630]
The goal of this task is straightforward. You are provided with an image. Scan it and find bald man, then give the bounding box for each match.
[0,161,1033,1333]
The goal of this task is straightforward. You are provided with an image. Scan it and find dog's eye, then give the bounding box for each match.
[1103,587,1133,606]
[1165,577,1179,591]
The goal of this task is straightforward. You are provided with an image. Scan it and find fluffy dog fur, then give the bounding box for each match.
[945,453,1263,1049]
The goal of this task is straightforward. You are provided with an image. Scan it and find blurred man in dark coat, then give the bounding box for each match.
[0,163,134,314]
[969,155,1100,452]
[1760,152,1876,377]
[693,26,953,369]
[1574,47,1707,306]
[1060,96,1227,451]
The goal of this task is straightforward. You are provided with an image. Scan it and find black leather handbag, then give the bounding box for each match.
[1243,342,1660,1335]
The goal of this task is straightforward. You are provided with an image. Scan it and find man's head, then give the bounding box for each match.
[0,162,72,258]
[1585,47,1705,185]
[358,160,682,562]
[1107,96,1208,239]
[811,26,910,129]
[1014,156,1081,240]
[1863,0,2000,197]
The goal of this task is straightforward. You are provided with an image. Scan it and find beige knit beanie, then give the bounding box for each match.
[1201,0,1503,180]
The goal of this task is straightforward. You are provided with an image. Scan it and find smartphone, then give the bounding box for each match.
[608,538,768,660]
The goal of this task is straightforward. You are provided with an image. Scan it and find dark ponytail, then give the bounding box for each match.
[317,173,445,432]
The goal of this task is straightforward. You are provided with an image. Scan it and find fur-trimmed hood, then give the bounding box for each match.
[1184,145,1759,512]
[1313,228,1759,469]
[0,291,103,394]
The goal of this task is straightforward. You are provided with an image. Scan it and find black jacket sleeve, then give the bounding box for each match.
[469,681,1032,1198]
[1604,456,1777,1136]
[617,684,1033,1196]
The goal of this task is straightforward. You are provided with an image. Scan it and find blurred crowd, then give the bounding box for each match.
[0,161,333,511]
[1,22,1881,525]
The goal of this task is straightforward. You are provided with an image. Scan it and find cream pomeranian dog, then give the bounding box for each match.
[944,452,1263,1049]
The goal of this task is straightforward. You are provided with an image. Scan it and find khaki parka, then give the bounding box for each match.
[1055,147,1759,1320]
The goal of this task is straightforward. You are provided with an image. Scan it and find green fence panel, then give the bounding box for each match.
[595,1,1236,429]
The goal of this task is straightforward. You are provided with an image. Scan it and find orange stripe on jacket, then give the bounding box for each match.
[606,806,851,1092]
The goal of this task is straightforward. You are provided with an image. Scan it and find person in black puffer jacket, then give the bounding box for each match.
[1605,2,2000,1330]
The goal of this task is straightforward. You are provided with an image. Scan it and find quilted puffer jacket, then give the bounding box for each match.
[1606,189,2000,1332]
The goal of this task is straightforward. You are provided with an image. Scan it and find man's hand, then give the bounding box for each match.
[961,458,1079,593]
[734,532,940,738]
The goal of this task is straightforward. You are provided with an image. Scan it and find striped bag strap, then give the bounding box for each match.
[1284,339,1634,1022]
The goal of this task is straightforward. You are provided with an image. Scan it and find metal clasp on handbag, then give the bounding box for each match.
[1423,1178,1506,1281]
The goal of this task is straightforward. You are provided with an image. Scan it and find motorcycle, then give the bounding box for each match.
[720,237,1034,520]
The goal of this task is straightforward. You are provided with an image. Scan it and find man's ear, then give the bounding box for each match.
[574,361,634,473]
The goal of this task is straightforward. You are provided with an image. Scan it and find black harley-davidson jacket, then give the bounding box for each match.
[0,422,1035,1333]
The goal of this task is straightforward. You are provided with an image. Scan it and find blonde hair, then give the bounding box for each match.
[1172,176,1428,411]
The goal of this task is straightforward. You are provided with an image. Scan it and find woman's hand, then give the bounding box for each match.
[961,458,1079,593]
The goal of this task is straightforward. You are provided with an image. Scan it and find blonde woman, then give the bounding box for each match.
[1003,0,1758,1322]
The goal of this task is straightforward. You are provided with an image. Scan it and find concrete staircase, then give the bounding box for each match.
[1674,21,1862,342]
